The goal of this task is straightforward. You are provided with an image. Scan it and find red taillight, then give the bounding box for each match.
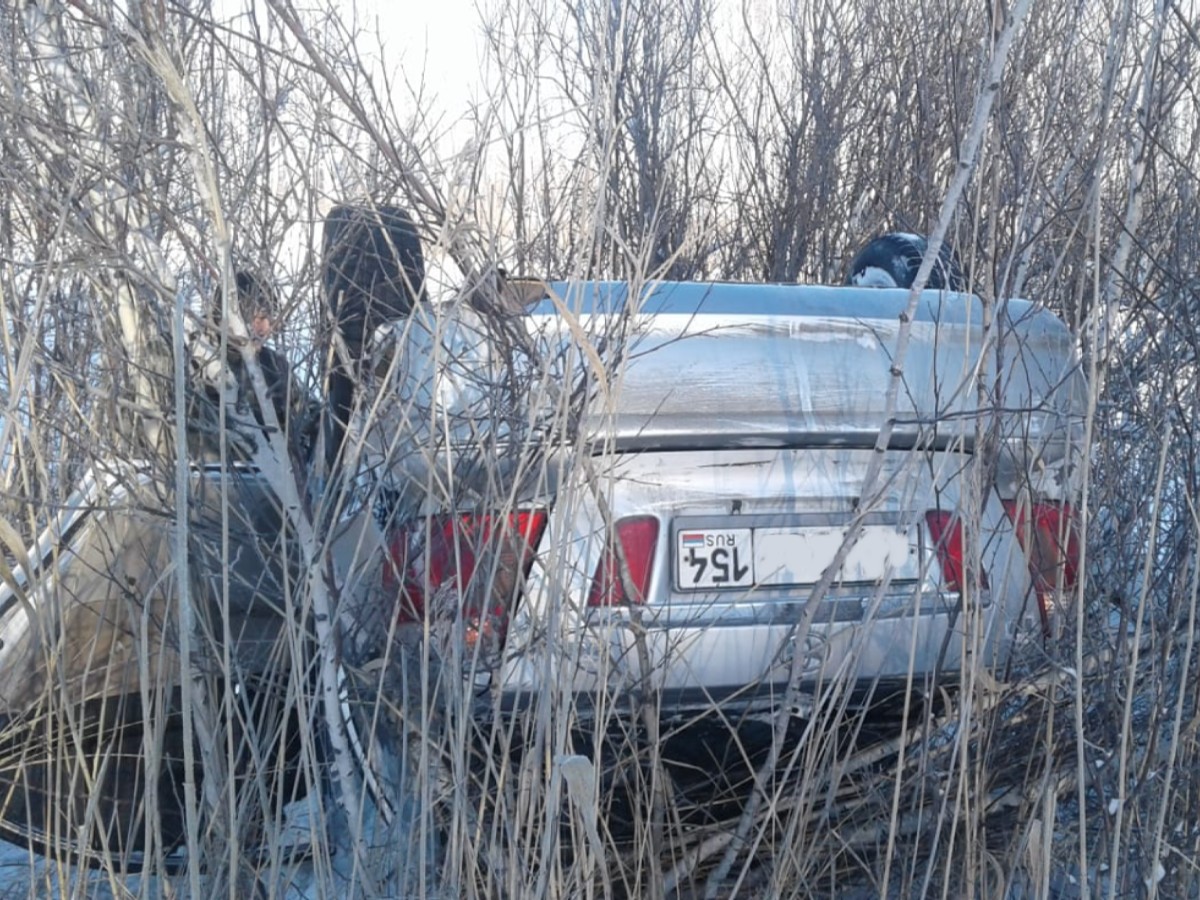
[924,509,987,593]
[383,510,547,648]
[1003,499,1080,635]
[587,515,660,607]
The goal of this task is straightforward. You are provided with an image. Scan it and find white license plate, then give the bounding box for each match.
[676,529,754,589]
[676,525,913,591]
[754,526,911,586]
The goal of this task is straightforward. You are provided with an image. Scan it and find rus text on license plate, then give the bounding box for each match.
[676,529,754,589]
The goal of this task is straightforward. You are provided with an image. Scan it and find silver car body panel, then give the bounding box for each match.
[359,282,1084,505]
[343,280,1087,714]
[495,445,1033,708]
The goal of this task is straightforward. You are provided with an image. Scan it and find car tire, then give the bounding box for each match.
[321,204,424,470]
[845,232,965,291]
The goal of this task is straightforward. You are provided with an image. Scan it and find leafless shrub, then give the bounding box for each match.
[0,0,1198,898]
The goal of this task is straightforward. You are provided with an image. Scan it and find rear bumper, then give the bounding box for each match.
[490,596,1001,719]
[479,672,958,727]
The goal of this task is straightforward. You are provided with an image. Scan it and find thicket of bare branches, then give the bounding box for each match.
[0,0,1198,897]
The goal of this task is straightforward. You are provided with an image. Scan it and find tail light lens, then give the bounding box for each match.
[383,510,547,650]
[924,509,987,593]
[1003,499,1081,636]
[587,515,660,607]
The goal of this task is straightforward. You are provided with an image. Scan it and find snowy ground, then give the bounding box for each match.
[0,802,334,899]
[0,838,324,899]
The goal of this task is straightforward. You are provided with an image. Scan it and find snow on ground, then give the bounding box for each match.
[0,799,335,899]
[0,837,329,899]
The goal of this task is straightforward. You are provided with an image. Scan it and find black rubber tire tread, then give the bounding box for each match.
[322,204,424,354]
[321,203,424,470]
[845,233,965,291]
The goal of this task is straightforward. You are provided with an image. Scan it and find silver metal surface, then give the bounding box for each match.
[345,281,1086,710]
[361,281,1087,510]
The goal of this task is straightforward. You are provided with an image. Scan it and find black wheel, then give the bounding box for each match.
[321,203,425,469]
[321,204,424,353]
[845,232,965,291]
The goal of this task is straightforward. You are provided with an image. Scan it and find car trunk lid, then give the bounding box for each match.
[362,280,1086,511]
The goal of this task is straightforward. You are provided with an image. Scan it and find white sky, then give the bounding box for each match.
[366,0,488,126]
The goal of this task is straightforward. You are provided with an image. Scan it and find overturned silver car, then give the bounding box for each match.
[0,236,1087,863]
[334,277,1087,729]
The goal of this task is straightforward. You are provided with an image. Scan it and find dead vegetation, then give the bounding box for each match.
[0,0,1198,897]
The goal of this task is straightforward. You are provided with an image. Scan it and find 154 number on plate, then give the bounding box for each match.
[677,529,753,589]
